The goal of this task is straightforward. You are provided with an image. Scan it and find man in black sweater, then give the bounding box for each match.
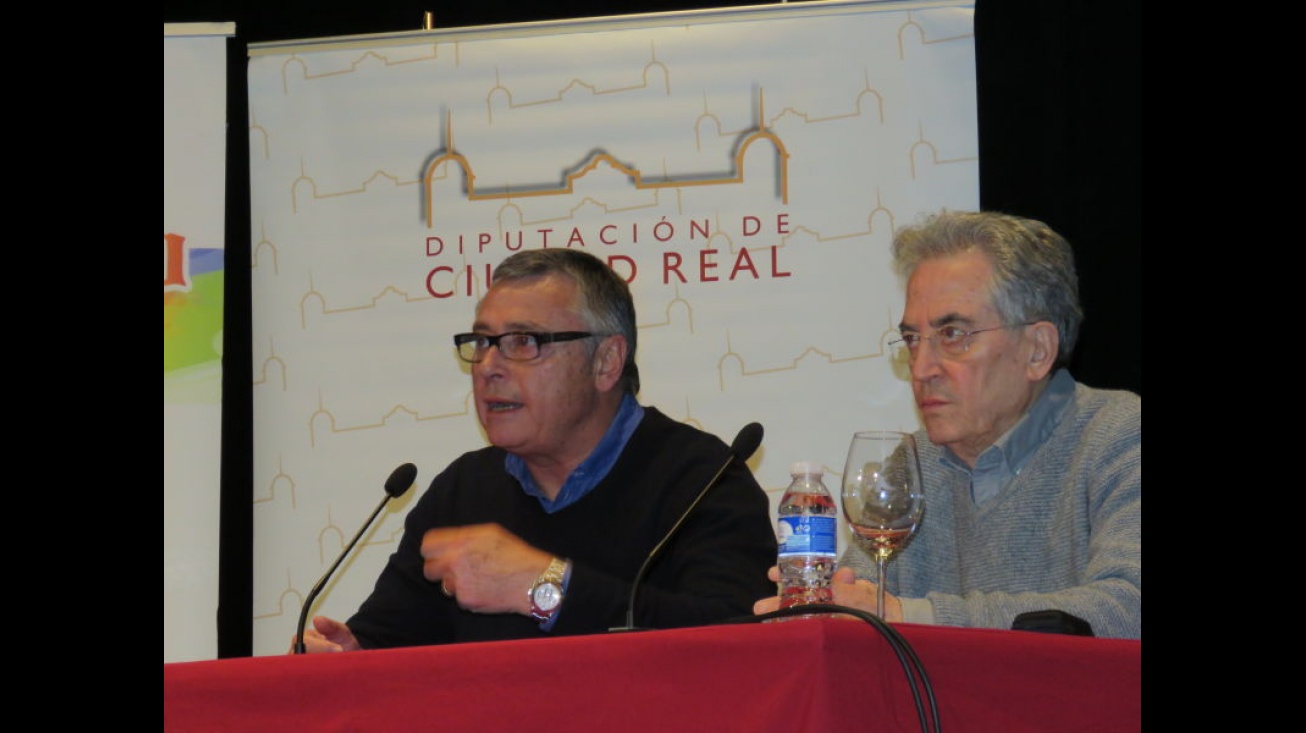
[296,248,777,650]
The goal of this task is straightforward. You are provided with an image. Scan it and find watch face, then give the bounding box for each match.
[533,583,562,612]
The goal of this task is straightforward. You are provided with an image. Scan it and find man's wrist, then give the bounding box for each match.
[528,557,571,623]
[897,596,934,625]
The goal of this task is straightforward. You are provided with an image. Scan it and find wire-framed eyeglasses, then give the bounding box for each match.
[889,322,1033,361]
[453,331,596,363]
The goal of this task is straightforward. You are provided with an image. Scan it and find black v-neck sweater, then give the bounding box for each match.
[348,407,778,647]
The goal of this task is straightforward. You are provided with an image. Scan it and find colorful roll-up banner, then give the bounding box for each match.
[165,21,234,663]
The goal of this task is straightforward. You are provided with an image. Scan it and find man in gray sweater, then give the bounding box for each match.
[756,210,1141,639]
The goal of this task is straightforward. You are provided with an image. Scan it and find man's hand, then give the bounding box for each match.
[830,567,903,622]
[289,615,362,654]
[421,523,552,616]
[752,566,903,622]
[752,565,784,615]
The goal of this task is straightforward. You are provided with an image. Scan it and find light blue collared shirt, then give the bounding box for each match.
[505,391,646,513]
[940,369,1074,505]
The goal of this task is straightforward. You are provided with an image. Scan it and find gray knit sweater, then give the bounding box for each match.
[840,370,1141,639]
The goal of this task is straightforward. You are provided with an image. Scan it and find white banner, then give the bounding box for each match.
[164,21,234,663]
[248,0,977,655]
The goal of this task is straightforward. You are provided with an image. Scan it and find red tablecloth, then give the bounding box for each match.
[164,617,1140,733]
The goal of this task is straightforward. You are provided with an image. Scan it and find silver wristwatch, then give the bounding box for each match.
[528,557,569,622]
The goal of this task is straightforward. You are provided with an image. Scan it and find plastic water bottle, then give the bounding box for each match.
[776,461,838,611]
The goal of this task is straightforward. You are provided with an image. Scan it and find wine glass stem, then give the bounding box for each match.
[875,553,888,619]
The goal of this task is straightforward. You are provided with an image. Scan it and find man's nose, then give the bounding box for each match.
[908,342,944,380]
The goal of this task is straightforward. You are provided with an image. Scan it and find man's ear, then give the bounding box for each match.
[593,335,628,390]
[1025,321,1059,381]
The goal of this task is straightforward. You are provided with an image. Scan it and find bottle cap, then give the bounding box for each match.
[789,461,823,477]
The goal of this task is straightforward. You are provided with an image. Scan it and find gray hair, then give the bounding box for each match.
[891,210,1083,366]
[488,249,640,394]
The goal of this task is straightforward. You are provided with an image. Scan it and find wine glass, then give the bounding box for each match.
[840,430,924,619]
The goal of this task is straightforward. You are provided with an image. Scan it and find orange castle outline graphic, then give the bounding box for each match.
[423,91,789,228]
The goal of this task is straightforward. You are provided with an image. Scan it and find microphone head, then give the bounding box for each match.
[384,462,418,498]
[731,422,764,462]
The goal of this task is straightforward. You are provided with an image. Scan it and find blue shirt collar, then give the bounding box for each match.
[506,392,645,514]
[942,368,1074,504]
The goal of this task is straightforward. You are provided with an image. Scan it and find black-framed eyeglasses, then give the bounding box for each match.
[889,322,1033,361]
[453,331,596,363]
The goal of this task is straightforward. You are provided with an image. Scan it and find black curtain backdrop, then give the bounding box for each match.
[162,0,1140,658]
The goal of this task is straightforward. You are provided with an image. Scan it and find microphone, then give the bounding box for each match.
[293,462,418,654]
[611,422,764,632]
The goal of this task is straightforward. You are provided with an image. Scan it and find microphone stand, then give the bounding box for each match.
[294,492,395,654]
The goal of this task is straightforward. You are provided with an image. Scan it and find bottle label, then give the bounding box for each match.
[776,515,838,556]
